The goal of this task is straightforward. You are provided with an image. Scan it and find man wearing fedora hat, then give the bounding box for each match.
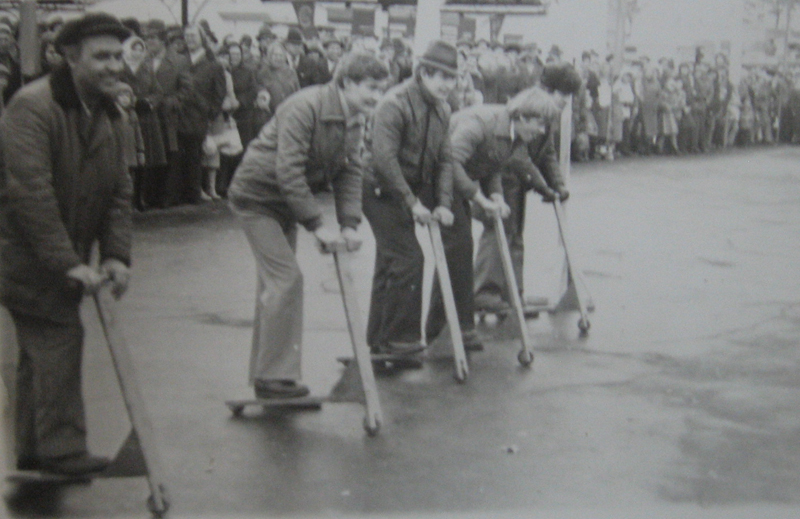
[364,39,461,355]
[0,12,133,476]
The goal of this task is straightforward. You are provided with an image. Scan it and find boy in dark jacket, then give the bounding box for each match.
[363,40,458,355]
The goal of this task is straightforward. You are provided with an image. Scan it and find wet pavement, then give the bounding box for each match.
[3,145,800,518]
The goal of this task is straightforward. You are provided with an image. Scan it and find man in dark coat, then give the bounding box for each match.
[0,13,133,476]
[364,40,458,355]
[178,24,226,204]
[142,19,189,208]
[227,51,389,399]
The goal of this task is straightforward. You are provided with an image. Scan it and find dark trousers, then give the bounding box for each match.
[217,153,242,197]
[425,192,475,340]
[161,150,184,208]
[11,308,87,461]
[474,174,526,302]
[178,132,205,204]
[363,184,425,349]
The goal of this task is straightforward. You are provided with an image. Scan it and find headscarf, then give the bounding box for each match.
[123,35,147,74]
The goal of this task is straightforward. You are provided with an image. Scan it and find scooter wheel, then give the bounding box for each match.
[517,349,534,367]
[364,415,381,437]
[147,493,169,518]
[454,362,468,384]
[578,317,591,335]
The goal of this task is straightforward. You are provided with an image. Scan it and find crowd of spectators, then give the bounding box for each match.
[1,12,800,211]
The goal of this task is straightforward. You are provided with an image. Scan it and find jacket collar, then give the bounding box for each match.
[493,109,513,139]
[405,77,447,122]
[319,82,346,122]
[50,64,121,120]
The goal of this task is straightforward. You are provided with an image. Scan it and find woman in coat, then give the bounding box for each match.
[121,35,167,210]
[256,42,300,115]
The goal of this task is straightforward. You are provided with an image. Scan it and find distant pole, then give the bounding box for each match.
[182,0,189,27]
[783,1,793,67]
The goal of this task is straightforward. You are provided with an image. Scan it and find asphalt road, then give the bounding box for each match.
[3,145,800,519]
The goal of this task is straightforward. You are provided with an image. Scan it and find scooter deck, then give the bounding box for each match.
[476,303,550,322]
[336,354,424,370]
[6,470,94,485]
[225,396,325,416]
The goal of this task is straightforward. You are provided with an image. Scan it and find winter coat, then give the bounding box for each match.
[369,76,454,211]
[178,52,227,136]
[257,63,301,114]
[449,104,552,200]
[120,60,167,167]
[227,83,363,232]
[0,66,133,322]
[153,51,189,153]
[640,76,662,139]
[229,63,258,147]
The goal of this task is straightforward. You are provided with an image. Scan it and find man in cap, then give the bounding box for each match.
[320,36,344,82]
[473,65,581,314]
[283,27,306,69]
[427,88,561,349]
[256,25,277,59]
[141,18,189,208]
[363,40,458,355]
[0,13,133,476]
[178,23,226,203]
[227,52,390,399]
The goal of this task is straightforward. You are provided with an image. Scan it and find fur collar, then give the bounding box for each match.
[49,64,121,120]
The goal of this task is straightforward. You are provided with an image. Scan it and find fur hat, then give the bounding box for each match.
[418,40,457,76]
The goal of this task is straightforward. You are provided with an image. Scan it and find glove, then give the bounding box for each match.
[341,227,362,252]
[432,206,454,226]
[101,258,131,300]
[411,200,433,225]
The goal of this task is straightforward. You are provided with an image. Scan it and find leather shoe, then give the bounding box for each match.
[462,330,484,352]
[475,293,510,313]
[254,380,310,399]
[39,453,110,476]
[383,341,426,355]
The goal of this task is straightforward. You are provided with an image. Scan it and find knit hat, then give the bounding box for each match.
[285,27,303,45]
[0,63,10,77]
[142,19,166,40]
[257,25,276,42]
[0,23,12,37]
[506,87,559,121]
[417,40,457,76]
[55,13,130,50]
